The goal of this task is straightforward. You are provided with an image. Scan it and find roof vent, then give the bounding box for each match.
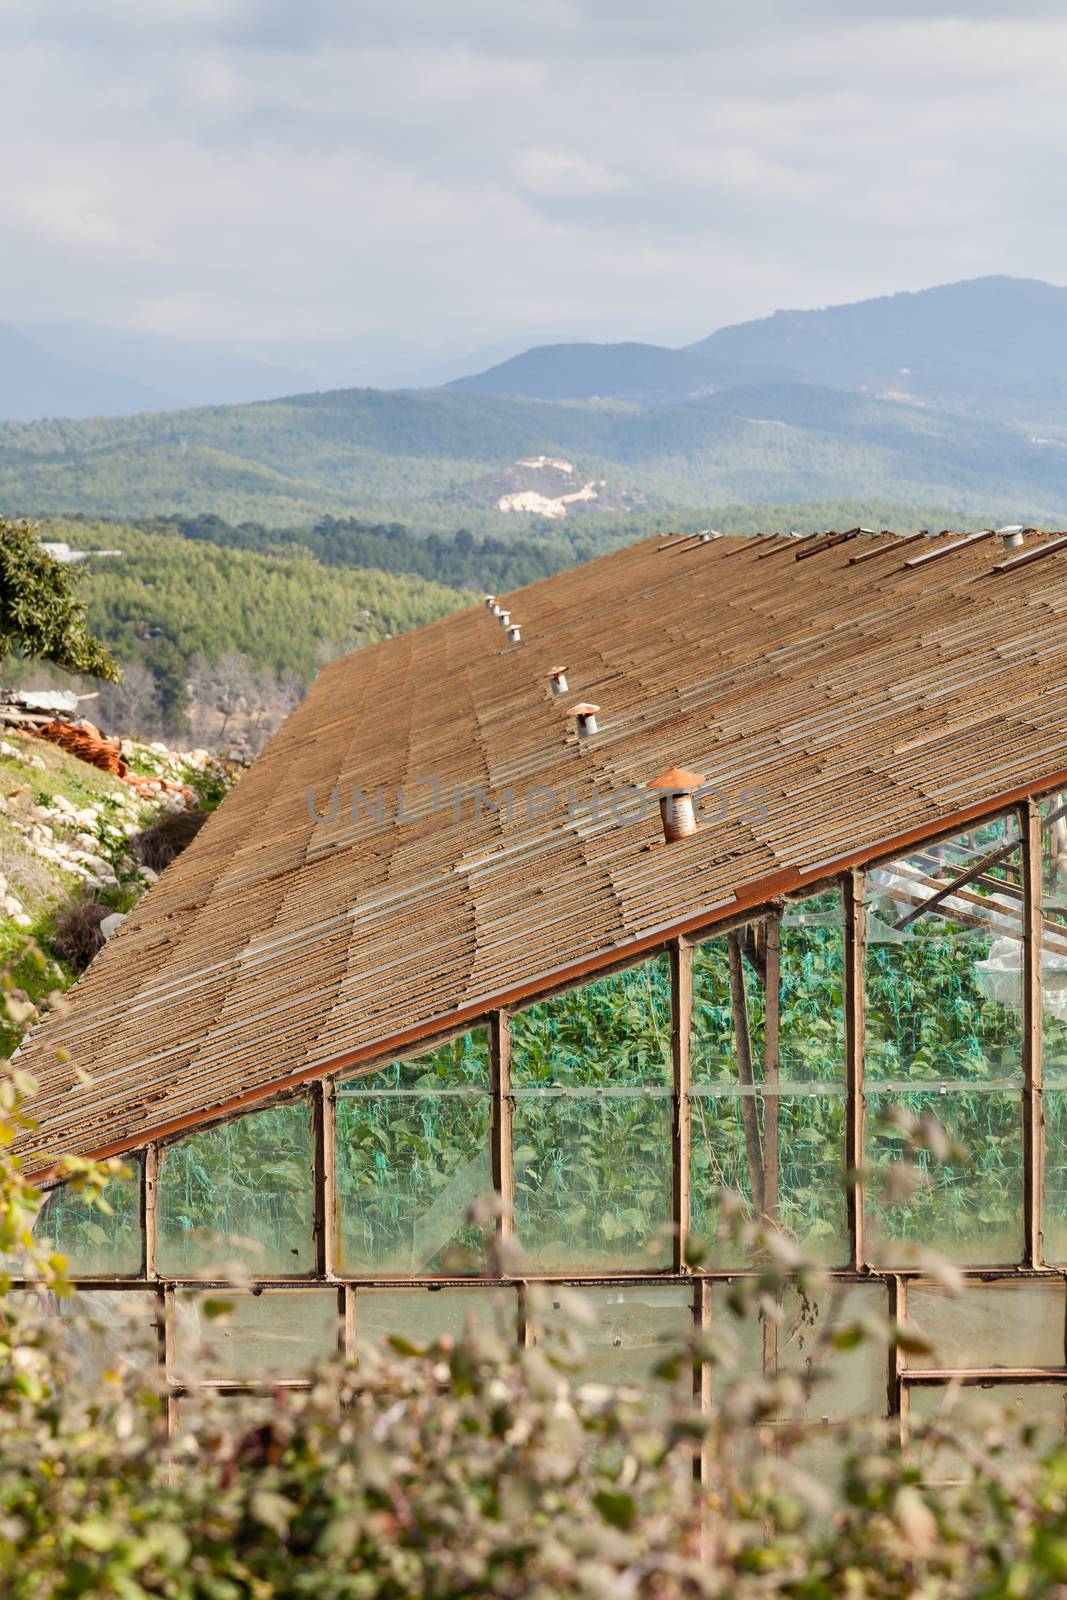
[506,623,522,643]
[549,667,568,695]
[997,525,1026,551]
[490,600,503,617]
[649,766,706,842]
[569,702,600,737]
[485,594,496,610]
[498,609,511,627]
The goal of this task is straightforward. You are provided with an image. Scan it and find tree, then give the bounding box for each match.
[0,520,118,681]
[98,661,161,738]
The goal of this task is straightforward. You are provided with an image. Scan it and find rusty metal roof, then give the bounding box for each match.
[19,528,1067,1168]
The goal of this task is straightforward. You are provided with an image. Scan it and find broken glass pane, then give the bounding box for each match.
[865,818,1024,1085]
[157,1103,314,1277]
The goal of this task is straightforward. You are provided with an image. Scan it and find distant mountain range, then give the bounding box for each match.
[450,276,1067,428]
[4,277,1067,526]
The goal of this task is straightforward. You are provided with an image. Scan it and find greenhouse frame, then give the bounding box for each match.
[16,525,1067,1455]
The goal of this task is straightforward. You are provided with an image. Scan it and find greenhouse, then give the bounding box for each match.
[15,525,1067,1455]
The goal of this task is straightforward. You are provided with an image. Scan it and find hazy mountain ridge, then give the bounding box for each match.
[3,278,1067,525]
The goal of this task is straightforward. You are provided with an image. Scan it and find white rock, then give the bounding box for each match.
[25,754,45,771]
[12,912,31,928]
[0,741,20,760]
[149,742,168,755]
[4,894,23,916]
[140,867,159,885]
[99,912,127,940]
[75,832,97,851]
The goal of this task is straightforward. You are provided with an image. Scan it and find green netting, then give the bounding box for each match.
[690,1088,847,1265]
[780,891,845,1083]
[691,930,765,1084]
[865,1088,1022,1264]
[511,956,671,1087]
[512,1093,672,1271]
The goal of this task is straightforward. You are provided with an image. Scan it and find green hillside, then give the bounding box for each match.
[3,377,1066,529]
[41,519,468,685]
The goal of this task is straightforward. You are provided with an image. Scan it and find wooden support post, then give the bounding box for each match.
[844,869,866,1269]
[141,1141,159,1281]
[342,1285,355,1362]
[671,938,692,1270]
[763,915,781,1228]
[490,1010,514,1243]
[162,1283,178,1440]
[887,1274,904,1448]
[312,1080,336,1278]
[728,930,765,1215]
[694,1277,711,1489]
[516,1281,535,1349]
[1023,799,1044,1268]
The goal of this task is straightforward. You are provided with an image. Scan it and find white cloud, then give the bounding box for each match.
[515,149,626,198]
[0,2,1066,378]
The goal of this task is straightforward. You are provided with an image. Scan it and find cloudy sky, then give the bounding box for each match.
[4,0,1067,387]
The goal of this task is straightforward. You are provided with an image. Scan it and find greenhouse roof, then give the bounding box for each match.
[19,527,1067,1168]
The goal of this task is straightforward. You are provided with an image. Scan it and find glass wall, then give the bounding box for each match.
[336,1030,491,1275]
[157,1102,315,1276]
[864,816,1025,1265]
[510,958,673,1272]
[29,788,1067,1434]
[690,895,847,1264]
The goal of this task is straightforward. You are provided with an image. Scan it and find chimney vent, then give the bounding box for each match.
[997,525,1026,551]
[549,667,568,695]
[485,594,496,610]
[649,766,707,843]
[498,609,511,627]
[491,601,503,617]
[507,623,522,643]
[569,702,600,737]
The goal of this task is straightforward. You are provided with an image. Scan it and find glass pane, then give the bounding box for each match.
[512,1092,672,1272]
[1040,795,1067,1082]
[36,1157,142,1275]
[342,1029,490,1092]
[780,891,845,1082]
[511,956,671,1087]
[173,1289,340,1381]
[157,1103,314,1277]
[19,1288,159,1388]
[907,1381,1067,1474]
[690,1088,847,1265]
[691,924,766,1085]
[865,1089,1022,1264]
[906,1279,1065,1369]
[536,1285,693,1390]
[865,818,1023,1085]
[355,1287,509,1356]
[335,1092,490,1275]
[1042,1088,1067,1263]
[775,1283,888,1421]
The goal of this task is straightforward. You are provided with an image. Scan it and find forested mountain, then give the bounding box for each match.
[22,519,466,735]
[0,375,1063,528]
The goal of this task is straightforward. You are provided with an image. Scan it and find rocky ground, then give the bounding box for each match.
[0,728,238,1054]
